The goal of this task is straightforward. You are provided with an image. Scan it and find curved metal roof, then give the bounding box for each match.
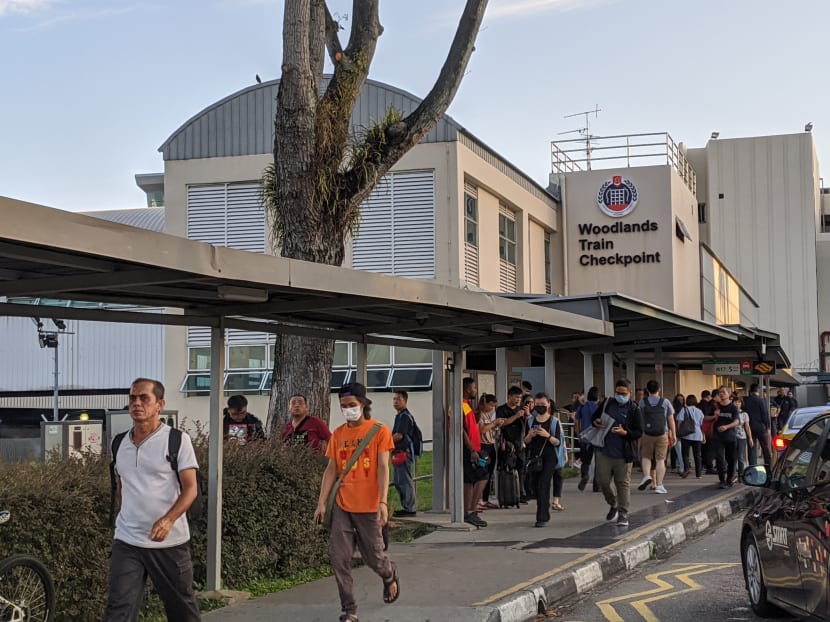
[83,208,165,232]
[159,77,461,161]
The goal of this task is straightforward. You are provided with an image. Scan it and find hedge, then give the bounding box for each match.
[0,437,328,621]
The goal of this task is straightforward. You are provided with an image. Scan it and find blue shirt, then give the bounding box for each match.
[576,401,599,432]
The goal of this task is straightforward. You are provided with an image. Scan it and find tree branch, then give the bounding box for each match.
[335,0,488,211]
[309,0,327,92]
[323,2,344,66]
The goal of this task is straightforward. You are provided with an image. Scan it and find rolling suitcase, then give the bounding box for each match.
[498,468,521,508]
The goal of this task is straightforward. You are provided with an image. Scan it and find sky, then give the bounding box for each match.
[1,0,829,212]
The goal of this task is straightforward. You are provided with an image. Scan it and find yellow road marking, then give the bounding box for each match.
[627,563,739,622]
[475,488,739,605]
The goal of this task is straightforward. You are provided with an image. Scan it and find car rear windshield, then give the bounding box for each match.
[789,410,828,430]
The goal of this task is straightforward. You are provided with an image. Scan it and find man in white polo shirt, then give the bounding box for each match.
[104,378,201,621]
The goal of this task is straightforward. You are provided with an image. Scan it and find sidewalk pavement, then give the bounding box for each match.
[204,472,756,622]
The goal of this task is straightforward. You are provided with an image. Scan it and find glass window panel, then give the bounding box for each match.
[499,215,506,236]
[224,372,266,392]
[181,373,212,393]
[269,343,276,367]
[366,368,391,389]
[334,341,350,367]
[499,238,507,260]
[507,242,516,264]
[330,369,350,390]
[507,219,516,241]
[262,372,273,391]
[394,346,432,365]
[777,419,827,490]
[390,368,433,389]
[188,347,211,370]
[465,194,477,220]
[228,345,267,369]
[466,221,477,246]
[367,344,390,365]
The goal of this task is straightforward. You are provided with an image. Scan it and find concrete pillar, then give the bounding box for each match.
[354,342,368,386]
[496,347,508,404]
[206,324,226,591]
[431,350,446,512]
[603,352,614,398]
[543,345,556,400]
[448,351,464,524]
[581,351,594,394]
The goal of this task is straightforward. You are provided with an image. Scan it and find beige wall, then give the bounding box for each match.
[456,142,559,294]
[562,165,695,314]
[528,219,547,293]
[817,235,830,342]
[669,173,703,317]
[703,134,821,372]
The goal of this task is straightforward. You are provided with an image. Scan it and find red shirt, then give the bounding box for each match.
[463,399,481,452]
[280,416,332,452]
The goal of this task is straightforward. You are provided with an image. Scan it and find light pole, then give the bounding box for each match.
[32,317,70,422]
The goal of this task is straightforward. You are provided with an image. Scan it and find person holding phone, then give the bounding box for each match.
[524,393,566,527]
[591,379,643,527]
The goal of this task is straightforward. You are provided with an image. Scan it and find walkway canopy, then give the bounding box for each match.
[0,196,612,590]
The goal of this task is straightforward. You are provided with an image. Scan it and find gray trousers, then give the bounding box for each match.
[393,456,417,512]
[103,539,201,622]
[329,504,394,616]
[594,453,632,514]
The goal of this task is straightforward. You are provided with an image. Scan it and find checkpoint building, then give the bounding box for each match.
[1,77,829,446]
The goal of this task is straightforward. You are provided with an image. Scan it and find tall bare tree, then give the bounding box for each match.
[264,0,488,431]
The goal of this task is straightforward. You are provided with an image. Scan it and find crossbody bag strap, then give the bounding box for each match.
[325,422,383,516]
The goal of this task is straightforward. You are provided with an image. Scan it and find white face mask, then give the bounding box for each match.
[341,406,363,421]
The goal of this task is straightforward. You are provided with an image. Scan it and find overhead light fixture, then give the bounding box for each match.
[491,323,514,336]
[217,285,269,303]
[710,132,719,139]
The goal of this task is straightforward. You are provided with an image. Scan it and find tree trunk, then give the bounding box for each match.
[266,0,488,434]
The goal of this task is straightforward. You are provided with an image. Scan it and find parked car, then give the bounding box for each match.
[741,411,830,619]
[773,405,830,454]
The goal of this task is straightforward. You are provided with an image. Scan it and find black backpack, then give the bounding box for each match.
[406,412,424,457]
[641,397,667,436]
[109,428,206,527]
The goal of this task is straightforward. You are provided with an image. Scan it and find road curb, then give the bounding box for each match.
[493,488,757,622]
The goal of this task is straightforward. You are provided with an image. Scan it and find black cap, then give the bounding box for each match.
[339,382,367,400]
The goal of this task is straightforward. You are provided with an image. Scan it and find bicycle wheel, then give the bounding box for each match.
[0,555,55,622]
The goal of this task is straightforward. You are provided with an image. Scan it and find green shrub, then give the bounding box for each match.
[0,437,328,621]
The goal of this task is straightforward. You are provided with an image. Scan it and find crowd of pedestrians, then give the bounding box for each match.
[107,372,785,621]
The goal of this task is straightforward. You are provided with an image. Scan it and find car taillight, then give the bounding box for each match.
[773,436,789,451]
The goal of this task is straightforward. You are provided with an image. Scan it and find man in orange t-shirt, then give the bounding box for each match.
[315,383,398,621]
[462,377,489,528]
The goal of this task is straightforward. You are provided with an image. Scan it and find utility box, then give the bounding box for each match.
[104,410,179,454]
[40,420,104,460]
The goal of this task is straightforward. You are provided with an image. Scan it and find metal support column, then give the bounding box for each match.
[354,342,367,386]
[496,347,508,404]
[603,352,614,398]
[654,346,664,388]
[52,339,59,422]
[206,324,226,592]
[581,351,594,394]
[543,345,556,399]
[431,350,446,512]
[448,351,464,524]
[626,357,637,389]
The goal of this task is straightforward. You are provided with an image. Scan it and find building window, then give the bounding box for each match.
[188,347,211,371]
[498,205,518,293]
[463,181,480,287]
[228,345,267,370]
[698,202,707,224]
[543,232,552,295]
[393,346,432,365]
[187,182,265,252]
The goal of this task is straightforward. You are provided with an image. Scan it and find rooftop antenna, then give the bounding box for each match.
[560,105,601,170]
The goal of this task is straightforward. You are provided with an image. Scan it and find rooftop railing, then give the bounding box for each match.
[551,132,697,195]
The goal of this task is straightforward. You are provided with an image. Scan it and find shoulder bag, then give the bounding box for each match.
[676,407,696,438]
[324,422,382,531]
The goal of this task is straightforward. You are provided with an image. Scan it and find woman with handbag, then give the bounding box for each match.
[524,393,565,528]
[314,383,399,622]
[676,394,705,478]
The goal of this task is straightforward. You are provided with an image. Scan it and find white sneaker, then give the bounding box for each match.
[654,485,668,494]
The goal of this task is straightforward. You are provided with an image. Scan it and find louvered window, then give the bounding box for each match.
[498,205,517,293]
[464,182,479,287]
[544,231,552,295]
[352,170,435,279]
[187,183,265,252]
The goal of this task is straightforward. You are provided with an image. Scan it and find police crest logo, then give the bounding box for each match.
[597,175,639,218]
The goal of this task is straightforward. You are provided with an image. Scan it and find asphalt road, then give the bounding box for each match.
[554,514,796,622]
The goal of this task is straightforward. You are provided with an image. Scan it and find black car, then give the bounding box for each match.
[741,412,830,619]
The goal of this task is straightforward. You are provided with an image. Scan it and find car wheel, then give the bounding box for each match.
[742,534,784,618]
